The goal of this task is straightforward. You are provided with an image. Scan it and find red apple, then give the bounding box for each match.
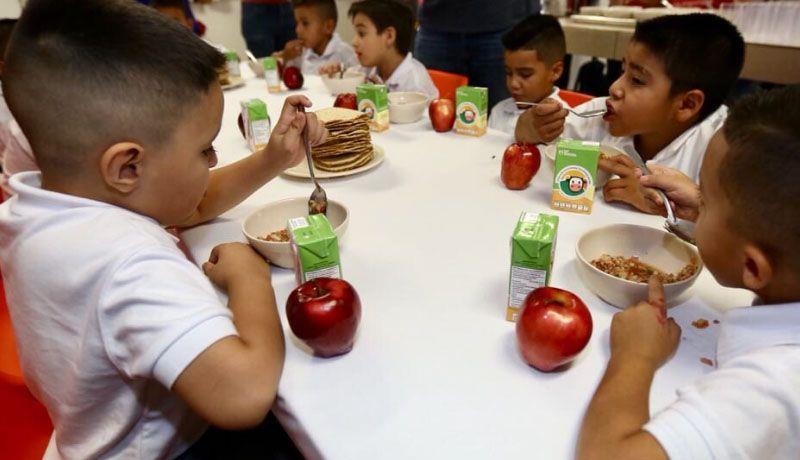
[283,66,304,90]
[286,278,361,358]
[501,143,541,190]
[429,99,456,132]
[516,287,593,372]
[334,93,358,110]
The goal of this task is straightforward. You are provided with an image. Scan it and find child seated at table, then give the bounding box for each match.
[577,85,800,460]
[274,0,358,76]
[0,0,326,457]
[489,14,567,135]
[320,0,439,100]
[516,14,744,215]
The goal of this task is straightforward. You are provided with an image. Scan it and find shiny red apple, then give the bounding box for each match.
[286,278,361,358]
[282,66,304,90]
[501,143,541,190]
[516,287,593,372]
[429,98,456,132]
[334,93,358,110]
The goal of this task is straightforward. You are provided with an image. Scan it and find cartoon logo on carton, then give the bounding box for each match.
[358,99,377,121]
[556,166,592,198]
[457,102,479,125]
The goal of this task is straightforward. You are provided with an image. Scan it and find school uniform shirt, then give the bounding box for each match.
[560,97,727,183]
[0,172,238,459]
[357,53,439,100]
[0,91,37,199]
[488,88,567,135]
[644,302,800,459]
[287,33,357,75]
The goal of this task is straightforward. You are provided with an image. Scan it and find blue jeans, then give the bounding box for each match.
[241,2,296,58]
[414,27,510,110]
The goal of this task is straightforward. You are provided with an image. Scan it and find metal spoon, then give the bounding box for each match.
[297,106,328,215]
[515,101,606,118]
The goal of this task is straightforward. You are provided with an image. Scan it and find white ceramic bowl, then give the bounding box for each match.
[604,6,643,17]
[575,224,702,309]
[321,70,366,95]
[242,197,349,269]
[388,92,429,124]
[543,143,629,187]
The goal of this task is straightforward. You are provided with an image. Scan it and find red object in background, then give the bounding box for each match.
[427,69,469,102]
[282,66,304,90]
[558,90,593,108]
[286,278,361,358]
[501,143,541,190]
[429,99,456,132]
[516,287,593,372]
[334,93,358,110]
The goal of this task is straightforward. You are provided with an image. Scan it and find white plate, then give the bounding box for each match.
[282,144,385,179]
[570,14,637,27]
[221,75,245,91]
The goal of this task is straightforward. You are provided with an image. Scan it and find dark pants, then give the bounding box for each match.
[241,2,296,58]
[414,27,510,110]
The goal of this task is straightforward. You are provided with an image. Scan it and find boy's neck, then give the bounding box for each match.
[633,119,696,161]
[377,50,406,82]
[312,34,333,56]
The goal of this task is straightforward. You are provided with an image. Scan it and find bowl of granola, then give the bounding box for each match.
[575,223,702,308]
[242,197,349,268]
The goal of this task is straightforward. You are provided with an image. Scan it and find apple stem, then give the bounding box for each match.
[312,279,327,297]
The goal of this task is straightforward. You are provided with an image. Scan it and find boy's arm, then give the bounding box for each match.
[601,156,667,215]
[638,164,701,222]
[514,99,568,144]
[577,279,680,460]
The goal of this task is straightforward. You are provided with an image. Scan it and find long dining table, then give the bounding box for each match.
[180,70,754,459]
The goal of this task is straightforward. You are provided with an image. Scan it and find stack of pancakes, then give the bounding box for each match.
[312,108,373,172]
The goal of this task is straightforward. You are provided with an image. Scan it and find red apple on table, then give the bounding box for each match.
[334,93,358,110]
[282,66,304,90]
[286,278,361,358]
[516,287,593,372]
[501,142,541,190]
[429,98,456,132]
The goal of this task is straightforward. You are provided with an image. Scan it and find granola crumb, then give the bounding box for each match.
[700,357,714,367]
[692,318,710,329]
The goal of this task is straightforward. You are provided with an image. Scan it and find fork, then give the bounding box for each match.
[297,106,328,216]
[514,101,606,118]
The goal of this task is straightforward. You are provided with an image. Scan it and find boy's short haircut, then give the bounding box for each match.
[2,0,224,176]
[349,0,414,56]
[151,0,186,10]
[633,13,744,122]
[0,18,17,56]
[501,14,566,65]
[292,0,338,24]
[720,85,800,272]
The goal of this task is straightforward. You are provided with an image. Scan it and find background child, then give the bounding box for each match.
[152,0,193,29]
[577,85,800,459]
[489,14,567,135]
[274,0,357,75]
[516,14,744,215]
[0,0,324,457]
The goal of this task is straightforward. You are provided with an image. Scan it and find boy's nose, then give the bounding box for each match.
[609,78,624,100]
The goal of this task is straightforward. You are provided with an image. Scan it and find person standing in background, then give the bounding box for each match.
[241,0,297,57]
[415,0,539,110]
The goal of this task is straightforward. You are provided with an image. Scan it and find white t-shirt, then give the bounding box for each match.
[644,302,800,459]
[488,88,567,135]
[0,90,37,198]
[287,33,358,76]
[0,172,238,459]
[358,53,439,100]
[559,97,728,183]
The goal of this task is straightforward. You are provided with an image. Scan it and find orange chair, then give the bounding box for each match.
[427,69,469,101]
[558,89,594,108]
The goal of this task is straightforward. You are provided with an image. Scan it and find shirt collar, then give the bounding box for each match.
[369,53,415,91]
[307,33,343,60]
[650,105,727,163]
[716,302,800,365]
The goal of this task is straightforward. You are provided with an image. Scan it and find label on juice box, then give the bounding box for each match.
[288,214,342,285]
[357,83,389,132]
[455,86,488,137]
[550,140,600,214]
[507,212,559,322]
[224,51,241,77]
[262,57,282,93]
[240,99,271,152]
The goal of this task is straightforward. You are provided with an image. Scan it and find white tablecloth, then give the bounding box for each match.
[181,73,754,459]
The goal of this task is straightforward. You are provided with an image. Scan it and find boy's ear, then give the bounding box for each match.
[324,18,336,35]
[382,26,397,49]
[549,60,564,84]
[99,142,145,195]
[741,244,773,292]
[675,89,705,123]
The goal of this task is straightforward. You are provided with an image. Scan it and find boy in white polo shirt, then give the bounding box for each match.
[577,85,800,459]
[488,14,567,136]
[516,14,744,216]
[0,0,326,458]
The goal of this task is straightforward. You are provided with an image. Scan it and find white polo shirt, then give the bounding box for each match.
[644,302,800,459]
[488,88,567,135]
[0,172,238,459]
[359,53,439,100]
[288,33,358,76]
[559,97,727,182]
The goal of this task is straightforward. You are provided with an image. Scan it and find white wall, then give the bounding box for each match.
[0,0,22,18]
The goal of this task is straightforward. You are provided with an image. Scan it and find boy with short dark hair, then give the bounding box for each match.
[489,14,568,135]
[0,0,325,457]
[275,0,357,75]
[517,14,744,215]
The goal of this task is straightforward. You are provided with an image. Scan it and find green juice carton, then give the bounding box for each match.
[455,85,488,136]
[239,99,271,152]
[357,83,389,132]
[550,140,601,215]
[288,214,342,284]
[224,51,241,78]
[262,57,282,93]
[507,212,559,322]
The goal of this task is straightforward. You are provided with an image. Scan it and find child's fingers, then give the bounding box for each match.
[602,187,629,204]
[667,318,682,344]
[201,261,215,276]
[648,276,666,313]
[599,158,633,176]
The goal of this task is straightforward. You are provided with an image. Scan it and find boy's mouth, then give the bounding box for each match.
[603,100,617,121]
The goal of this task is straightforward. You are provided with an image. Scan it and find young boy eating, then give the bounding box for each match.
[517,14,744,215]
[275,0,357,75]
[321,0,439,100]
[578,85,800,459]
[489,14,567,135]
[0,0,325,457]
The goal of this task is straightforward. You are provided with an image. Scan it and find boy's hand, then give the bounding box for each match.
[318,61,343,77]
[276,39,303,62]
[601,155,666,215]
[202,242,270,292]
[262,95,328,171]
[610,278,681,369]
[514,98,568,144]
[637,164,701,222]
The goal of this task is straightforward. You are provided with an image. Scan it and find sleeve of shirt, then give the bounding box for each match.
[98,246,238,389]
